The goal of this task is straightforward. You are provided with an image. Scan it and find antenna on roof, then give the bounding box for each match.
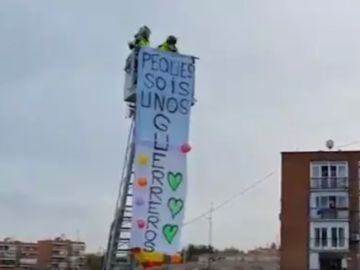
[326,139,334,150]
[76,229,80,242]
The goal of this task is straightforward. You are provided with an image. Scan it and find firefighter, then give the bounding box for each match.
[125,26,151,84]
[128,25,151,50]
[158,35,178,53]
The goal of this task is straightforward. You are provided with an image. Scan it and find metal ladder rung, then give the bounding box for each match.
[117,249,130,253]
[119,238,130,242]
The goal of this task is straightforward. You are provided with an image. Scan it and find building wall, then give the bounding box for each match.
[37,241,52,269]
[38,240,69,269]
[18,242,38,270]
[348,159,360,270]
[0,240,17,270]
[281,153,310,270]
[37,239,86,270]
[281,151,360,270]
[0,238,86,270]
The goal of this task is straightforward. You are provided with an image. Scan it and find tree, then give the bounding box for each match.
[270,242,277,250]
[85,254,103,270]
[223,247,240,254]
[184,244,216,261]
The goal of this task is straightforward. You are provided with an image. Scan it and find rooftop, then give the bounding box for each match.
[282,150,360,154]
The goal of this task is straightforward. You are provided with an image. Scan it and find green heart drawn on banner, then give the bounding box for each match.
[168,198,184,219]
[167,172,183,192]
[163,224,179,244]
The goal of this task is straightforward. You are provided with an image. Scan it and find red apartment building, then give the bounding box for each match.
[38,237,86,270]
[281,151,360,270]
[0,237,85,270]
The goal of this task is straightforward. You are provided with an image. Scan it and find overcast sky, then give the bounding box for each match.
[1,0,360,252]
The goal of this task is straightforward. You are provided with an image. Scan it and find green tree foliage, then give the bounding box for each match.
[184,244,216,261]
[85,254,103,270]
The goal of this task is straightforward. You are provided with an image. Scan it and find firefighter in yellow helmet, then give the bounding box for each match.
[125,26,152,87]
[158,35,178,53]
[128,26,151,50]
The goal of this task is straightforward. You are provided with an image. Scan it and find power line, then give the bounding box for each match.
[338,141,360,148]
[183,170,278,227]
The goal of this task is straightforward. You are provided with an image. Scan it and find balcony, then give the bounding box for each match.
[20,251,38,258]
[51,250,68,258]
[71,243,85,250]
[52,244,68,250]
[0,251,16,260]
[310,208,349,221]
[19,258,38,265]
[310,177,348,191]
[0,259,16,268]
[51,261,68,269]
[310,238,349,252]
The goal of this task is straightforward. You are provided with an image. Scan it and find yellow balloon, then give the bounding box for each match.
[137,154,149,166]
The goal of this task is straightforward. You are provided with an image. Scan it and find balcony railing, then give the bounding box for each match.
[0,258,17,268]
[310,177,348,190]
[310,208,349,220]
[51,251,68,258]
[0,251,16,259]
[19,258,38,265]
[310,238,349,251]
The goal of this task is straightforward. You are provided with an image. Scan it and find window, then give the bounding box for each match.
[330,166,337,177]
[338,165,347,177]
[321,166,329,177]
[314,226,347,248]
[316,196,328,208]
[315,228,320,247]
[311,165,321,188]
[339,228,345,247]
[321,197,328,207]
[331,227,337,247]
[312,165,320,178]
[315,197,320,208]
[314,195,348,209]
[321,228,328,247]
[338,164,348,188]
[337,196,347,208]
[311,162,348,189]
[329,196,336,208]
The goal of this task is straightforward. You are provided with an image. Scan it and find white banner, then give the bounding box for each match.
[130,48,195,255]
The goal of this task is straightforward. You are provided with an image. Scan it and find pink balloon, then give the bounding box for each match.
[181,143,192,154]
[137,220,145,229]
